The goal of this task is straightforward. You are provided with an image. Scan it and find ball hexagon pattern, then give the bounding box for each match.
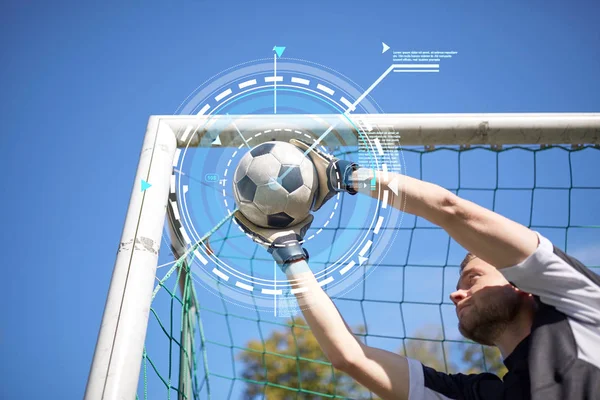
[232,141,317,228]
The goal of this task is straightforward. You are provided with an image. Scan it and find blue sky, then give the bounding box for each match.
[0,0,599,399]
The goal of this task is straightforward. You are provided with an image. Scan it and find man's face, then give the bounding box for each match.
[450,258,525,346]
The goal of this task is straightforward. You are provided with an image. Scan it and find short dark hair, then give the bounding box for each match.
[460,252,477,271]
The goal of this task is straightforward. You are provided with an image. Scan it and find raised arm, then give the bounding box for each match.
[288,139,538,270]
[232,210,413,400]
[353,169,539,270]
[287,261,411,400]
[232,166,503,399]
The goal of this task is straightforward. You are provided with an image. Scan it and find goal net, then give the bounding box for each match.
[86,114,600,400]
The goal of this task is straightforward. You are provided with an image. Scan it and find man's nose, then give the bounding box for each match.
[449,289,468,305]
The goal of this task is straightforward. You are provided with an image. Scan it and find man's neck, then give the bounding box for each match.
[495,307,534,358]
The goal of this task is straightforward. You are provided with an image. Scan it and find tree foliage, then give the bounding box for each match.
[238,320,506,399]
[237,316,369,399]
[403,326,507,377]
[459,342,507,376]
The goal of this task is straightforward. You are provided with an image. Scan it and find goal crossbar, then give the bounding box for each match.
[155,113,600,148]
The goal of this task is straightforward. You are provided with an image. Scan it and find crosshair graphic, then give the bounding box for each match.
[163,50,443,313]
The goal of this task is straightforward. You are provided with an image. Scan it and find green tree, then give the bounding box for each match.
[237,316,370,399]
[239,322,506,399]
[459,342,507,377]
[403,326,506,377]
[404,336,453,372]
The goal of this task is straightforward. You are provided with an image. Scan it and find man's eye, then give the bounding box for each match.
[468,274,480,284]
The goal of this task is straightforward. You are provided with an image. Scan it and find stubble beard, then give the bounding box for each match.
[458,289,524,346]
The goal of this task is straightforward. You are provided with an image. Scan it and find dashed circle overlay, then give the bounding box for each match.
[169,63,399,299]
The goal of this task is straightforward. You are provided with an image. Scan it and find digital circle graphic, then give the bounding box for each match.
[165,57,407,312]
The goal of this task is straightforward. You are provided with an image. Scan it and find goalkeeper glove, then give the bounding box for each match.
[233,210,313,272]
[289,139,359,211]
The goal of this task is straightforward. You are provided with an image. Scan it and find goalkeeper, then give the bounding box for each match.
[234,141,600,400]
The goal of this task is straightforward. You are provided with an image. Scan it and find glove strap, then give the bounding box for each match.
[327,160,359,194]
[268,234,310,266]
[339,160,359,195]
[270,245,310,270]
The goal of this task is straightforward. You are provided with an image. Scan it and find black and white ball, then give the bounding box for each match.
[233,141,317,228]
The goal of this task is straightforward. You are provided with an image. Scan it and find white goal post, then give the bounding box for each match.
[84,113,599,400]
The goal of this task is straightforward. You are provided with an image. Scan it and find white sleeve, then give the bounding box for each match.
[407,358,454,400]
[407,358,426,400]
[500,232,600,325]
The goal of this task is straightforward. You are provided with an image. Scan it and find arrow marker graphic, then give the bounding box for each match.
[141,180,152,192]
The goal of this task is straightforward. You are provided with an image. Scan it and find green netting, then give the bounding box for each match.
[138,144,600,400]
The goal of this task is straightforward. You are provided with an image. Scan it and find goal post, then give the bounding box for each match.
[85,113,600,400]
[85,118,178,400]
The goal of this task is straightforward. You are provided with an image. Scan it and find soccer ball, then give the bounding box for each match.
[233,141,317,228]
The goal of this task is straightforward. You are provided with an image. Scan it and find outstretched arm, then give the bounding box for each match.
[352,170,539,269]
[232,211,412,399]
[287,139,538,270]
[287,261,411,400]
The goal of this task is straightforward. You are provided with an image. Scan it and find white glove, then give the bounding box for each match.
[234,210,313,271]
